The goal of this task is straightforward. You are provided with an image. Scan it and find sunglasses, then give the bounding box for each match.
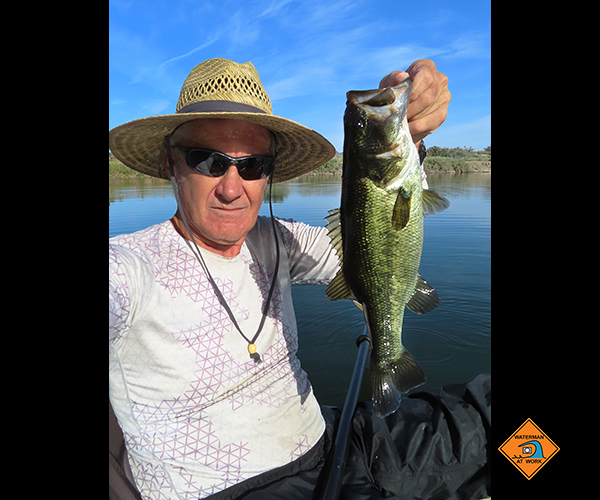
[175,146,275,180]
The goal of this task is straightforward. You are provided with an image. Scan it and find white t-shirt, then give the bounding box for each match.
[109,217,339,499]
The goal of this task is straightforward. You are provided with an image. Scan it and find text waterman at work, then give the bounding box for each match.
[109,58,490,500]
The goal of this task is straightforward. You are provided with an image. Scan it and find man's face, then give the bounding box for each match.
[169,118,273,255]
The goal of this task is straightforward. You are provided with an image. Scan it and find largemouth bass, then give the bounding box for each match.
[325,79,450,417]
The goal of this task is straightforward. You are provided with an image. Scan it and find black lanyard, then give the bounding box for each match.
[165,136,280,363]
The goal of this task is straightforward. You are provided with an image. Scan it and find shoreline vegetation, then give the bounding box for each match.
[109,146,491,179]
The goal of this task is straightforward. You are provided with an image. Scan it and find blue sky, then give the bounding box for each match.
[109,0,490,151]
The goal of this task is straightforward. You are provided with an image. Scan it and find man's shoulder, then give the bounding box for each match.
[109,220,177,269]
[110,220,173,249]
[253,216,315,237]
[251,216,302,250]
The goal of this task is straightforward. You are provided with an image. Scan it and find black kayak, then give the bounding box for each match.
[210,374,491,500]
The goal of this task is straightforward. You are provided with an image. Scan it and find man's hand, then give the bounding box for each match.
[379,59,450,146]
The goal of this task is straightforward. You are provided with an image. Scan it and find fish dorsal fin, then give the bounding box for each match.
[406,274,440,314]
[422,189,450,216]
[324,208,355,301]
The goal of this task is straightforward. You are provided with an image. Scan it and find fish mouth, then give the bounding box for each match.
[347,79,412,122]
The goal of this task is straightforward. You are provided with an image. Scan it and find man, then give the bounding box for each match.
[110,58,488,500]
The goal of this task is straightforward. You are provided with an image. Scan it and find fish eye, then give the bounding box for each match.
[356,119,364,128]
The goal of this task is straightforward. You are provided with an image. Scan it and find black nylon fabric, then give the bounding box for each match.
[214,374,490,500]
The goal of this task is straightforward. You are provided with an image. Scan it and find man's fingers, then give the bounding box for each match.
[378,71,409,89]
[378,59,450,143]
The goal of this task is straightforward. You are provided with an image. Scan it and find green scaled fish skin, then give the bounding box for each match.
[325,79,450,418]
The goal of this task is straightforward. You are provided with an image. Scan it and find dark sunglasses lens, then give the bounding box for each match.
[238,157,274,180]
[183,148,274,179]
[185,150,227,176]
[207,157,230,176]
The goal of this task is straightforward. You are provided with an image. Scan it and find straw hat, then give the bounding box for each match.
[109,58,335,183]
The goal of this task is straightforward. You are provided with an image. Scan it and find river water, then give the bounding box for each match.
[109,173,491,407]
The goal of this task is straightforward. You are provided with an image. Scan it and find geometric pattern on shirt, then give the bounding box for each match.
[116,234,311,498]
[109,246,131,345]
[125,320,302,497]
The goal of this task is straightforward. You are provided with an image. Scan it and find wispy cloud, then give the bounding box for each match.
[109,24,158,84]
[157,34,222,73]
[441,31,491,61]
[256,0,296,20]
[141,99,172,116]
[110,0,490,147]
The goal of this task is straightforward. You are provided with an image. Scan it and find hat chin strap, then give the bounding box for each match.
[163,136,280,364]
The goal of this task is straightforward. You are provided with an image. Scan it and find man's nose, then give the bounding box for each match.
[215,164,244,201]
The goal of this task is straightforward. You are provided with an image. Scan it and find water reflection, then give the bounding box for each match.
[109,177,171,204]
[108,172,491,205]
[427,172,491,200]
[109,173,491,406]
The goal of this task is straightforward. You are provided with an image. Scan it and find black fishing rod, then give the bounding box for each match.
[314,329,371,500]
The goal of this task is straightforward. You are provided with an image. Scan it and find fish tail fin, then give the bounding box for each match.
[371,349,426,418]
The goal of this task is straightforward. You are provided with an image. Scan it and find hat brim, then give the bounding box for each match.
[109,111,335,183]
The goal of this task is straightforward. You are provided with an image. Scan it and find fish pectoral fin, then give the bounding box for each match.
[406,274,440,314]
[392,189,411,230]
[325,269,354,301]
[422,189,450,216]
